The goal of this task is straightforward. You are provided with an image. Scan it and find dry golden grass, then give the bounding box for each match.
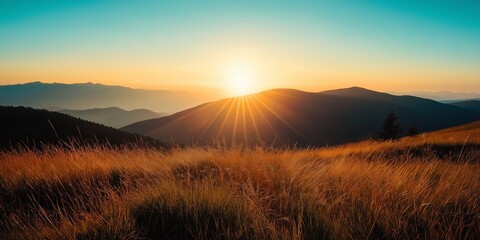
[1,124,479,239]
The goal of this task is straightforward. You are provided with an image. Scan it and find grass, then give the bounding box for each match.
[0,124,479,239]
[131,182,255,239]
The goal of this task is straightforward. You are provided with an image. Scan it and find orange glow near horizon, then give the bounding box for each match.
[1,50,479,95]
[1,46,479,95]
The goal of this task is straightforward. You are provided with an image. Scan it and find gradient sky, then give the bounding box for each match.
[1,0,479,94]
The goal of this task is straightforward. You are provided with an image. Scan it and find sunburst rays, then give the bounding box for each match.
[157,91,307,145]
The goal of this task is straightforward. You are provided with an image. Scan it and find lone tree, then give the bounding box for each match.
[378,110,402,140]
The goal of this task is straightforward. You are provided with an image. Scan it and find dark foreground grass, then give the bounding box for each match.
[131,183,255,239]
[1,127,479,239]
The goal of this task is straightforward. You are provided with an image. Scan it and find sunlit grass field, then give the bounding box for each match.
[1,122,479,239]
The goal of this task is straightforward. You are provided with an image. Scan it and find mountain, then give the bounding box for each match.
[449,100,480,114]
[0,106,165,150]
[0,82,225,113]
[122,87,480,147]
[321,87,477,119]
[388,90,480,102]
[58,107,167,128]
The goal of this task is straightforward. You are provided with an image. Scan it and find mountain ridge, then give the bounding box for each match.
[122,87,480,146]
[450,100,480,114]
[58,107,167,128]
[0,81,225,113]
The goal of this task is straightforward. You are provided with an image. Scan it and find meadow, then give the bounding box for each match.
[1,122,479,239]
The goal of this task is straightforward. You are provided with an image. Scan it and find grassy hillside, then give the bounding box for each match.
[1,122,479,239]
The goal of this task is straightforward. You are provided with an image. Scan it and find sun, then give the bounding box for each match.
[227,63,256,96]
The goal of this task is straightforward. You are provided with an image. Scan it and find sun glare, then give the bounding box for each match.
[227,63,256,96]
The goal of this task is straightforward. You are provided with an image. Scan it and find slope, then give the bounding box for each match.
[0,106,165,150]
[449,100,480,114]
[122,87,479,146]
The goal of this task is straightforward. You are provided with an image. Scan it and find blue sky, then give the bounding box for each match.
[0,0,479,92]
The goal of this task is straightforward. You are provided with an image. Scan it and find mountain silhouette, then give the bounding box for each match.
[0,82,224,113]
[449,100,480,114]
[388,90,480,102]
[58,107,167,128]
[0,106,165,150]
[122,87,480,147]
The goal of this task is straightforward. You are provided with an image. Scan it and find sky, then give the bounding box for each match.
[0,0,479,95]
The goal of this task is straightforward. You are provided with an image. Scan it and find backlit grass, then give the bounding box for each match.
[1,124,479,239]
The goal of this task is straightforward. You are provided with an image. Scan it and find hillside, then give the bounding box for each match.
[58,107,167,128]
[318,120,480,160]
[0,81,224,113]
[450,100,480,114]
[1,121,479,239]
[0,106,165,150]
[122,87,479,146]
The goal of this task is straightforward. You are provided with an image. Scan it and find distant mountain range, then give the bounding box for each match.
[3,83,479,148]
[58,107,168,128]
[389,91,480,102]
[0,81,225,113]
[122,87,480,147]
[0,106,165,150]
